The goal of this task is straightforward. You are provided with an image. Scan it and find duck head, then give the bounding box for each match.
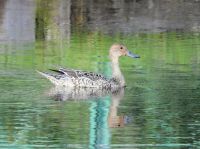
[109,44,140,62]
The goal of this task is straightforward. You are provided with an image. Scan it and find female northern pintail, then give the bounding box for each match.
[37,44,140,88]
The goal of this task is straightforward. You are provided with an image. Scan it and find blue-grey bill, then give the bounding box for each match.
[127,50,140,58]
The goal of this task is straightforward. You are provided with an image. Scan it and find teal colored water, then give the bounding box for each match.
[0,1,200,149]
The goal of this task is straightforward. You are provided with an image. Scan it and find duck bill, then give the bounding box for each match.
[127,50,140,58]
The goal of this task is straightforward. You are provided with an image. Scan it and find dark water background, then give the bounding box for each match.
[0,0,200,148]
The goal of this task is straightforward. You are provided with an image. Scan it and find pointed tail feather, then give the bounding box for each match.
[36,70,49,78]
[36,70,60,85]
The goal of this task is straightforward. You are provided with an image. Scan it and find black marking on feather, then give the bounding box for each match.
[58,68,109,81]
[49,69,65,74]
[42,71,65,80]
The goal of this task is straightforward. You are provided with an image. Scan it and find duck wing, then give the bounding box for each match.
[50,68,108,81]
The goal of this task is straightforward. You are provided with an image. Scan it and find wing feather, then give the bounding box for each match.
[58,68,108,81]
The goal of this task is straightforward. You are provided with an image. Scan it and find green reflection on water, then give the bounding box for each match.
[0,31,200,148]
[1,32,200,70]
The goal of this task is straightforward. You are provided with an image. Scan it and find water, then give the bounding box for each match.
[0,0,200,148]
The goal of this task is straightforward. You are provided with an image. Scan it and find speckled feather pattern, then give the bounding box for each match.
[38,68,118,88]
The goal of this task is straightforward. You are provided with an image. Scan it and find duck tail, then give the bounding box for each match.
[36,70,60,85]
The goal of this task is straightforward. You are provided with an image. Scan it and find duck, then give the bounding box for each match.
[37,44,140,88]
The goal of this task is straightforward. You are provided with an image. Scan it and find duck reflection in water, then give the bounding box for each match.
[48,86,132,128]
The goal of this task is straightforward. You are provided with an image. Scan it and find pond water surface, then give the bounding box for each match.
[0,0,200,149]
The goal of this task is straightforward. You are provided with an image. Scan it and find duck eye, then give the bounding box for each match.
[120,47,123,49]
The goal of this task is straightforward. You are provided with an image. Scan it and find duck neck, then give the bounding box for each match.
[111,58,125,86]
